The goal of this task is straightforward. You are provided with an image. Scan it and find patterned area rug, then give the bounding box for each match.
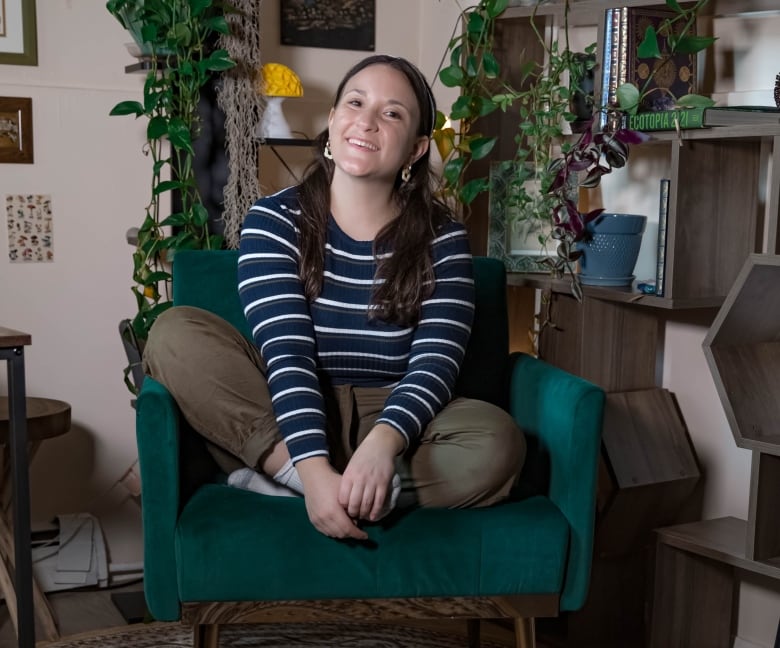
[38,621,509,647]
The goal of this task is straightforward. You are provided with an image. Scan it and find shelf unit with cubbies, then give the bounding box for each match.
[473,1,780,645]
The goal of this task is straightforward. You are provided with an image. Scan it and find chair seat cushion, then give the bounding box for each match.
[175,484,570,602]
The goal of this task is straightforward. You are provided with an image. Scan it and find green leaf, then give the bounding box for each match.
[167,118,194,153]
[674,35,717,54]
[153,180,185,196]
[466,54,478,77]
[475,96,499,117]
[109,100,144,117]
[147,116,168,139]
[435,110,448,130]
[675,94,716,108]
[191,0,212,17]
[192,203,210,226]
[203,49,236,71]
[485,0,509,18]
[141,270,170,284]
[483,51,500,78]
[450,95,474,120]
[616,83,641,114]
[204,15,230,34]
[637,26,662,59]
[491,93,516,111]
[159,212,189,227]
[449,45,462,68]
[665,0,683,12]
[443,157,465,187]
[460,177,488,205]
[466,11,485,36]
[207,234,225,250]
[439,64,464,88]
[469,136,497,160]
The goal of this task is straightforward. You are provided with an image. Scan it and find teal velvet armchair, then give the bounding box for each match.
[135,250,605,648]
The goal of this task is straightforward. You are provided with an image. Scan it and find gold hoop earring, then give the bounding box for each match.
[324,140,333,160]
[401,164,412,183]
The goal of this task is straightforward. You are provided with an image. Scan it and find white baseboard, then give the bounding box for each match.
[733,636,770,648]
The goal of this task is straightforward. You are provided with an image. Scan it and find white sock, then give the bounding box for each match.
[273,459,305,495]
[227,467,299,498]
[389,472,401,508]
[374,473,402,521]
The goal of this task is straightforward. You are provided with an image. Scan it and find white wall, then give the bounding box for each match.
[1,1,777,641]
[1,2,149,565]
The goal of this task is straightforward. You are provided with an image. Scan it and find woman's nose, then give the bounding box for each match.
[356,110,379,131]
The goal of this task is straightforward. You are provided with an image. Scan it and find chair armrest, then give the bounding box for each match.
[135,377,183,621]
[509,353,605,612]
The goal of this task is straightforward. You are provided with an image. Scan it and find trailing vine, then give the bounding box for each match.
[107,0,236,384]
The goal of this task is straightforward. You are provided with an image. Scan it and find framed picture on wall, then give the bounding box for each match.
[0,97,34,164]
[280,0,375,51]
[0,0,38,66]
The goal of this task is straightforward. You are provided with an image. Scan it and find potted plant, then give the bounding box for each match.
[106,0,235,393]
[434,0,714,299]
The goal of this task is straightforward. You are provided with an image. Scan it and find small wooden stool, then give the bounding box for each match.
[0,396,71,641]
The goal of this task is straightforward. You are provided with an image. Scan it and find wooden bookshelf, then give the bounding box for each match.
[473,3,780,646]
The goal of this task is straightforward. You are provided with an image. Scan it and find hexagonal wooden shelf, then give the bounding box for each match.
[702,253,780,456]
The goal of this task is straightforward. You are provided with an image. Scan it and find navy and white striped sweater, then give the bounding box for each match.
[237,186,475,465]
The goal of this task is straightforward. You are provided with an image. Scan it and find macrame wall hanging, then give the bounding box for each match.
[217,0,265,249]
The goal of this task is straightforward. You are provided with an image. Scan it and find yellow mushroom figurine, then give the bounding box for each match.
[258,62,303,139]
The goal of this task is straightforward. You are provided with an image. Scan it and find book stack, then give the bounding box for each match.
[627,105,780,132]
[599,6,697,130]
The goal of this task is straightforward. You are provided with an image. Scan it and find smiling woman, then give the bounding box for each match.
[141,53,527,543]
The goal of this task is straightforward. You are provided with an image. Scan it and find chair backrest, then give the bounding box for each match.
[172,250,510,407]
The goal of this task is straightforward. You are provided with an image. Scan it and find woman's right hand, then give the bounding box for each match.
[295,457,369,541]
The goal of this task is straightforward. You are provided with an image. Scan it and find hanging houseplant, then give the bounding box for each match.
[434,0,715,300]
[107,0,236,393]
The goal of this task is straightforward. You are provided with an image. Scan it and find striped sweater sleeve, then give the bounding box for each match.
[237,190,330,464]
[375,222,475,447]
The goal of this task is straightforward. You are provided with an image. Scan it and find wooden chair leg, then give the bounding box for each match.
[193,623,220,648]
[467,619,481,647]
[515,617,536,648]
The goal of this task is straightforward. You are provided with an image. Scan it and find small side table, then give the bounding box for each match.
[0,327,35,648]
[0,396,71,641]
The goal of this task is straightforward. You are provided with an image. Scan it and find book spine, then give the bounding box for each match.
[628,107,707,131]
[608,8,621,108]
[655,178,671,297]
[598,8,614,130]
[617,7,629,92]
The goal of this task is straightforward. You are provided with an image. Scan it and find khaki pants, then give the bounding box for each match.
[143,306,526,509]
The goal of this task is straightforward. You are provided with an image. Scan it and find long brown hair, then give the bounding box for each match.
[297,55,457,327]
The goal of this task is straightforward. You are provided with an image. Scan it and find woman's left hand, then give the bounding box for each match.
[339,424,404,522]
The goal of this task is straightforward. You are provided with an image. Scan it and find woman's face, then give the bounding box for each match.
[327,64,429,184]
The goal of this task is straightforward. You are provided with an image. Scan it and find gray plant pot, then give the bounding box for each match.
[578,213,647,287]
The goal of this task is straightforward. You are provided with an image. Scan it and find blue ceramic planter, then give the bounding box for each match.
[578,213,647,287]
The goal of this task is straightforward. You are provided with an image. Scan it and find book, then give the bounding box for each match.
[701,106,780,126]
[655,178,670,297]
[599,6,697,126]
[598,8,615,130]
[627,107,706,131]
[627,105,780,131]
[627,7,697,113]
[598,6,628,130]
